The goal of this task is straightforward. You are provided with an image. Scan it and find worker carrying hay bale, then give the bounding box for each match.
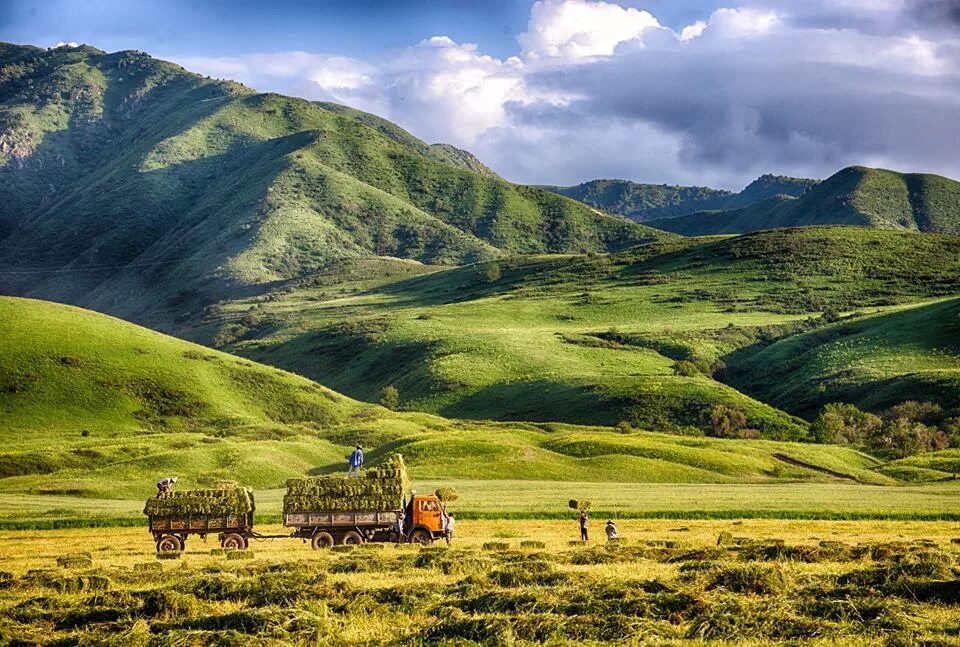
[283,453,412,513]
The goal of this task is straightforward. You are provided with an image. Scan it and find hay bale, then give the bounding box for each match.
[133,562,162,572]
[716,531,734,546]
[331,545,356,553]
[226,550,254,560]
[482,542,510,551]
[144,483,253,517]
[156,551,181,561]
[568,499,592,511]
[520,540,546,549]
[57,553,93,569]
[284,453,411,513]
[210,549,225,556]
[435,487,459,503]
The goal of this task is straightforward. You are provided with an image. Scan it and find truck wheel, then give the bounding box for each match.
[409,529,433,545]
[341,530,364,546]
[311,531,334,549]
[156,535,183,552]
[221,533,247,549]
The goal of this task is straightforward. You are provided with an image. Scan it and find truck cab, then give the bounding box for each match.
[407,494,448,544]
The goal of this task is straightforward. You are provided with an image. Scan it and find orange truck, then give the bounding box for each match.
[283,492,448,548]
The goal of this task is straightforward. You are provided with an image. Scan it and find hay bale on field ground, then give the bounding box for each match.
[143,483,253,517]
[283,453,411,513]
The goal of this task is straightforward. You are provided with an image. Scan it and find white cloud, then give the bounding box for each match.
[679,21,707,41]
[701,8,780,37]
[518,0,661,60]
[55,41,79,48]
[165,0,960,189]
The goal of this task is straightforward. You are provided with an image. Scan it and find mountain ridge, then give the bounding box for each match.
[0,41,665,327]
[646,166,960,236]
[544,174,817,222]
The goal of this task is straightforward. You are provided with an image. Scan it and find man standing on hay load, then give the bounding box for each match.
[347,444,364,477]
[156,476,177,497]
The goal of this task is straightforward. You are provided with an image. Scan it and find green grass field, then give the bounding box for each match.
[3,481,960,529]
[210,227,960,436]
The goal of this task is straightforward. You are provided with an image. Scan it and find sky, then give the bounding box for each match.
[1,0,959,190]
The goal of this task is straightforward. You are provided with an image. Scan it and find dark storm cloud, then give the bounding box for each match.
[909,0,960,28]
[517,46,960,182]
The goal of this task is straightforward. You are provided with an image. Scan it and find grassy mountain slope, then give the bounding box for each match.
[724,297,960,418]
[545,174,816,222]
[0,296,893,500]
[202,227,960,435]
[648,166,960,236]
[0,42,662,326]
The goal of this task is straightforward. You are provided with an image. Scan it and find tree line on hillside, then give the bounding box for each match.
[810,401,960,458]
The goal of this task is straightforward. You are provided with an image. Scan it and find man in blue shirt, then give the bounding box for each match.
[348,445,364,477]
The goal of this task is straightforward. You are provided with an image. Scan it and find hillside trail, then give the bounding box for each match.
[772,453,863,483]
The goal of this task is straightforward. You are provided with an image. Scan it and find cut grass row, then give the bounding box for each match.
[2,520,959,645]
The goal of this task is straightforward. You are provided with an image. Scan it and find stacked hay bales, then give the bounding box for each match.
[284,454,411,513]
[143,484,254,517]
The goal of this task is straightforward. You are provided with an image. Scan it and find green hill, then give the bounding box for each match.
[0,42,662,327]
[647,166,960,236]
[723,297,960,417]
[0,296,894,500]
[199,227,960,436]
[545,174,816,222]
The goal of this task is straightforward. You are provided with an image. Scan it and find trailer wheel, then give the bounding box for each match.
[341,530,364,546]
[221,533,247,549]
[311,531,334,550]
[409,529,433,545]
[156,535,183,553]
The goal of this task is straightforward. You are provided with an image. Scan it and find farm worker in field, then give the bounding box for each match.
[394,511,406,541]
[443,513,455,545]
[579,510,589,541]
[605,520,619,541]
[156,476,177,497]
[347,444,364,477]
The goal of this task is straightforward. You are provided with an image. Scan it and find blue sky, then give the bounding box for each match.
[0,1,728,58]
[2,0,958,189]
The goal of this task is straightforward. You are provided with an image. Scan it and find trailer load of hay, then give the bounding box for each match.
[283,453,411,513]
[143,484,253,517]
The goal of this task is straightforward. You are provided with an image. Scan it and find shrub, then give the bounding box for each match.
[380,385,400,410]
[811,403,882,444]
[707,405,748,438]
[672,360,700,377]
[615,420,633,433]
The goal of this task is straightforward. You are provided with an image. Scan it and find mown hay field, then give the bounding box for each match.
[2,520,960,645]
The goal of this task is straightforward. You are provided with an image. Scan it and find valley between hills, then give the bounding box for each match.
[1,42,960,519]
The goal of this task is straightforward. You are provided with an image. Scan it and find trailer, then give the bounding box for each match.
[147,492,256,552]
[284,493,448,548]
